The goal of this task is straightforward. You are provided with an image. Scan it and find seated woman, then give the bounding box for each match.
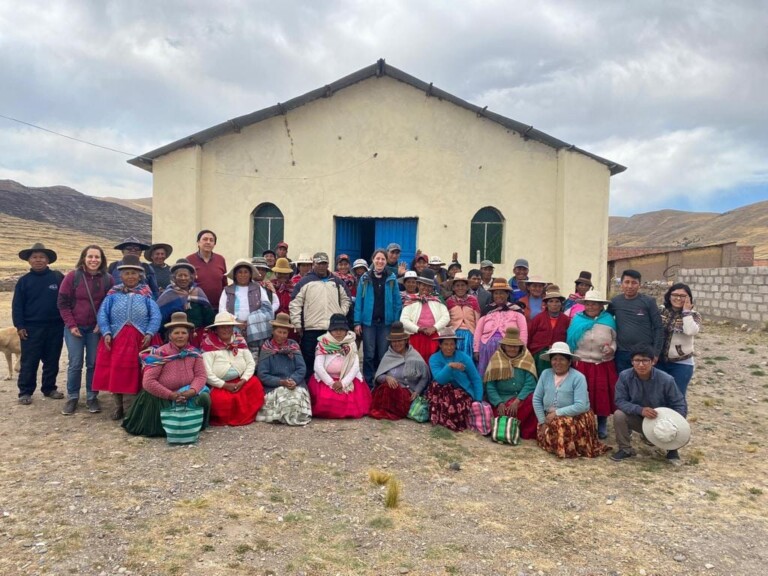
[445,273,480,357]
[122,312,211,437]
[256,313,312,426]
[483,327,539,439]
[532,342,609,459]
[369,322,431,420]
[427,328,483,432]
[474,278,528,376]
[156,258,215,347]
[201,312,265,426]
[307,314,371,419]
[527,285,571,375]
[401,270,450,364]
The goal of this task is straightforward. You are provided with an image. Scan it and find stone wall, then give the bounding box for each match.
[678,266,768,324]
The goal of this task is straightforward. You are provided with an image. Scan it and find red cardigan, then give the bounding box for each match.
[527,313,571,355]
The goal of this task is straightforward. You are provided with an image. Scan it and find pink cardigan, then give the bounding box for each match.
[473,309,528,352]
[142,344,208,400]
[449,303,480,332]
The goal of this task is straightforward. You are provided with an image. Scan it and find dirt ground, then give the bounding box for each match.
[0,292,766,576]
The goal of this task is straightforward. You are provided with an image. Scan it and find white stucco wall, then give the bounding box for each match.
[151,75,613,289]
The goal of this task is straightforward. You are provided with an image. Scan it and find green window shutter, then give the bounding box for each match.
[252,204,284,257]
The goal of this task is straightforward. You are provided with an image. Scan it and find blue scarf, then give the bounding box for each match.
[567,310,616,352]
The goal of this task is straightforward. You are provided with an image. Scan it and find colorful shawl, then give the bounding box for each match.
[445,294,481,313]
[316,330,359,390]
[486,301,521,314]
[107,282,153,298]
[156,281,213,323]
[334,271,356,293]
[483,346,537,383]
[403,293,441,307]
[140,344,202,367]
[566,310,617,352]
[199,330,248,356]
[261,337,301,359]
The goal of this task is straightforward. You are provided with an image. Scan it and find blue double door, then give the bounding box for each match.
[335,218,418,267]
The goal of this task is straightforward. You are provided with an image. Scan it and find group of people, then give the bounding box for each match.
[12,235,697,462]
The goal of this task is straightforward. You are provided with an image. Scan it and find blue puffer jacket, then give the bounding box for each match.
[353,271,402,327]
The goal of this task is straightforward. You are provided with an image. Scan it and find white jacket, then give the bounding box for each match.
[400,301,450,334]
[203,348,256,388]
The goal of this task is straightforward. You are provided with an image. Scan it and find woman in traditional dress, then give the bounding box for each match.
[307,314,371,418]
[474,278,528,376]
[657,283,702,398]
[256,313,312,426]
[201,312,266,426]
[427,328,483,432]
[369,322,430,420]
[401,270,419,303]
[94,254,161,420]
[400,270,450,364]
[527,285,571,375]
[566,289,618,439]
[532,342,609,458]
[290,253,313,284]
[445,273,480,357]
[483,327,539,439]
[156,258,215,347]
[564,271,592,317]
[122,312,211,437]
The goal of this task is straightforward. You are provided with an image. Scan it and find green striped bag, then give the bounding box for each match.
[407,396,430,423]
[160,404,205,444]
[491,415,520,445]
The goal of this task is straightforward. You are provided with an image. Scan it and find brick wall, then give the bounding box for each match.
[736,246,755,266]
[678,266,768,324]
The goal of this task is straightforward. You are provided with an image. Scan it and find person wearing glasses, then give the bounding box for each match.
[656,283,702,398]
[611,344,687,464]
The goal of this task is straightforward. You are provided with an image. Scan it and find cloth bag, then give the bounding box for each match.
[492,415,520,445]
[160,403,204,444]
[407,395,430,423]
[466,401,494,435]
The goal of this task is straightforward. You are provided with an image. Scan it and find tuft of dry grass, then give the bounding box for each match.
[384,477,401,509]
[368,469,391,485]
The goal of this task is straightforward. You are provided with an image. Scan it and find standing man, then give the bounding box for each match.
[109,237,160,298]
[479,260,495,291]
[467,269,491,313]
[608,269,664,373]
[385,243,407,278]
[289,252,351,370]
[508,258,529,301]
[144,242,173,291]
[12,243,65,404]
[186,230,228,305]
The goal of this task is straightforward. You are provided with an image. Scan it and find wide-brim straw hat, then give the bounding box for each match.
[428,256,445,266]
[295,253,313,265]
[143,243,173,261]
[164,311,194,330]
[114,236,151,251]
[435,327,459,340]
[117,254,144,271]
[500,327,525,347]
[170,258,196,275]
[387,321,410,341]
[18,242,57,263]
[543,284,565,302]
[226,258,255,279]
[207,311,243,329]
[272,258,293,274]
[526,274,548,286]
[579,289,610,304]
[488,278,511,292]
[541,341,580,361]
[448,272,469,287]
[642,407,691,450]
[270,312,293,329]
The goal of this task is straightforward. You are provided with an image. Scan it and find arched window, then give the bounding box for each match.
[252,203,284,257]
[469,207,504,264]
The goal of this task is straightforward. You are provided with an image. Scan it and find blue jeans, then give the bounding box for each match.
[63,326,100,401]
[362,323,390,387]
[614,350,633,375]
[656,361,694,398]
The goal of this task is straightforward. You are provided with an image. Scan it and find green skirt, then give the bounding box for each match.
[122,390,211,437]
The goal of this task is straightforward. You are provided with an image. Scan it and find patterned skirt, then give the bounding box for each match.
[409,332,439,365]
[477,331,503,377]
[122,389,211,437]
[369,384,412,420]
[307,376,372,419]
[573,360,618,417]
[492,395,538,440]
[256,386,312,426]
[93,324,144,395]
[426,381,473,432]
[536,410,610,459]
[209,376,265,427]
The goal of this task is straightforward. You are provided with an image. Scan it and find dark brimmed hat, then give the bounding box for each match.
[250,256,271,270]
[500,327,525,347]
[164,311,194,330]
[328,313,349,332]
[435,327,459,340]
[18,242,57,263]
[117,254,144,271]
[387,322,410,341]
[272,258,293,274]
[270,312,293,329]
[170,258,195,275]
[416,269,436,285]
[575,271,593,287]
[143,243,173,261]
[114,236,151,251]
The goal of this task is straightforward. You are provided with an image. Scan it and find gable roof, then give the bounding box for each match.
[128,59,626,175]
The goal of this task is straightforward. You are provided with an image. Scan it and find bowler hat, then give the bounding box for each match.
[500,327,525,347]
[170,258,195,275]
[117,254,144,271]
[164,311,194,330]
[387,322,410,341]
[270,312,294,329]
[575,271,593,287]
[272,258,293,274]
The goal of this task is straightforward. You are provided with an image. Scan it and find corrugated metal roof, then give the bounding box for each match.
[128,59,627,176]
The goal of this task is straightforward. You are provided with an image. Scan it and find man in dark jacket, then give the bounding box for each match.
[611,344,688,464]
[12,243,65,404]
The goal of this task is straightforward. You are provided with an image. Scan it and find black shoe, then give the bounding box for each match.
[61,398,78,415]
[666,450,682,466]
[610,449,636,462]
[44,390,65,400]
[640,433,654,446]
[87,398,101,414]
[18,395,32,405]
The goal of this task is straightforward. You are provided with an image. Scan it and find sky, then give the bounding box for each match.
[0,0,766,217]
